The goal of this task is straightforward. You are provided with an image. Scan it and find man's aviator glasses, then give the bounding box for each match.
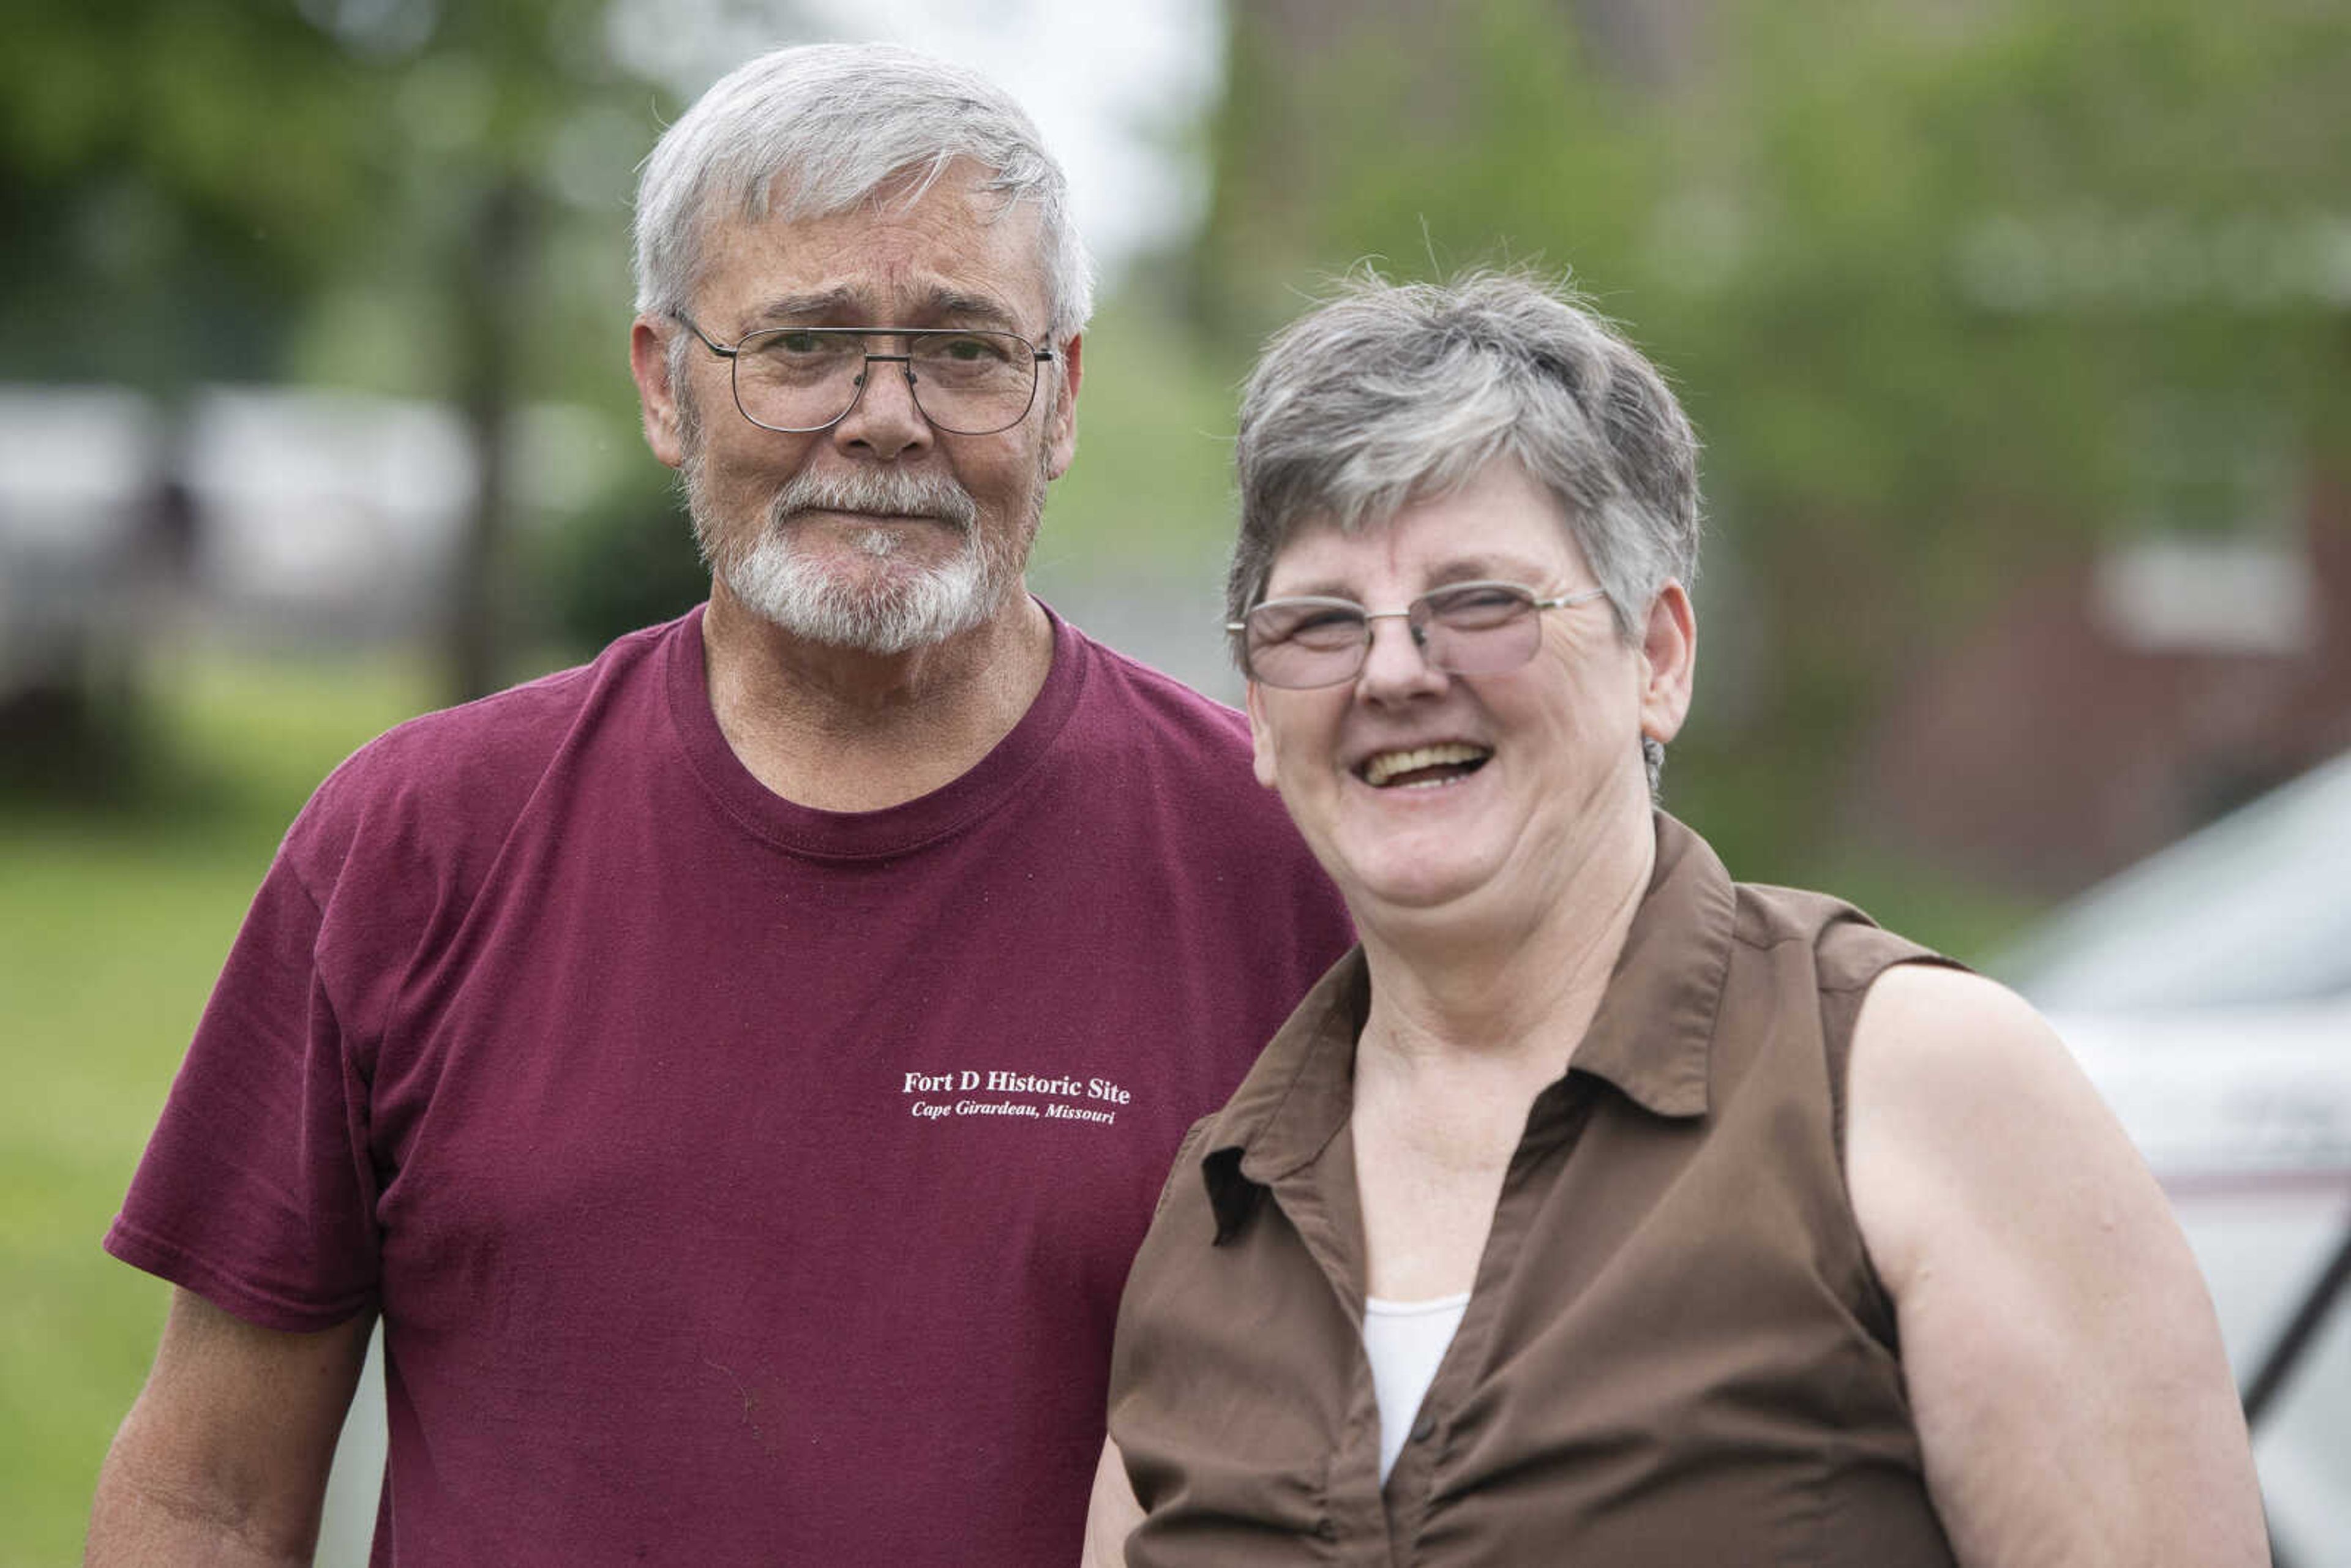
[673,313,1056,437]
[1230,581,1608,689]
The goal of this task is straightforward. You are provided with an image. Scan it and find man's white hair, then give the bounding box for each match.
[632,43,1095,342]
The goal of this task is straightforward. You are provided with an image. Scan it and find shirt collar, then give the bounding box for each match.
[1199,812,1738,1240]
[1564,812,1736,1120]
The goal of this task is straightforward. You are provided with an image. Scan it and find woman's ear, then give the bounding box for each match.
[1638,580,1697,746]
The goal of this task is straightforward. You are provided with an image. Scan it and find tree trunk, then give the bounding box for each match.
[447,174,537,703]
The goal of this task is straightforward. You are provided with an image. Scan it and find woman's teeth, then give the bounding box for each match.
[1360,743,1491,789]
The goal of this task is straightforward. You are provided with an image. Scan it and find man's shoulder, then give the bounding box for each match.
[1060,625,1252,759]
[1051,629,1346,929]
[293,617,681,875]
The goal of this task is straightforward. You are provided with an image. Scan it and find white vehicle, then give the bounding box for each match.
[2001,749,2351,1566]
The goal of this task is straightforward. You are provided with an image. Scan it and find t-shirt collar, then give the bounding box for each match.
[661,598,1089,860]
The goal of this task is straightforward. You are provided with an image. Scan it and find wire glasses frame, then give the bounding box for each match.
[670,313,1058,436]
[1228,580,1610,688]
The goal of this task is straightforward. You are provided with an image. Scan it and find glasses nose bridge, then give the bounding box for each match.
[850,337,917,388]
[1362,603,1435,650]
[1352,604,1443,688]
[834,339,926,431]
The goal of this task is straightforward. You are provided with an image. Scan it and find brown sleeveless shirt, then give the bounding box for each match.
[1107,814,1963,1566]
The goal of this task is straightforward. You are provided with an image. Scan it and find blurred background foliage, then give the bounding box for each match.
[2,1,2347,1559]
[1191,0,2350,890]
[2,0,691,705]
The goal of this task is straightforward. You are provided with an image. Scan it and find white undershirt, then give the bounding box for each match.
[1362,1291,1472,1483]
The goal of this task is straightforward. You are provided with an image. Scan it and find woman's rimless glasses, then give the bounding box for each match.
[1230,581,1609,689]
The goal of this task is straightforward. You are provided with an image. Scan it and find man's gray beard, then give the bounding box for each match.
[685,456,1030,656]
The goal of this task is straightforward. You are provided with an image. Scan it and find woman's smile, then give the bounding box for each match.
[1355,742,1493,789]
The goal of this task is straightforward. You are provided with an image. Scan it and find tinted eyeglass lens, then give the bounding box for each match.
[1242,583,1547,688]
[731,329,1040,434]
[1242,598,1367,688]
[1414,583,1543,673]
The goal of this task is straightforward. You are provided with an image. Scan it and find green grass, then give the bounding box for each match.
[0,651,436,1567]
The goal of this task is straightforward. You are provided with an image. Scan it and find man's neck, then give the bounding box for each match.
[700,582,1056,812]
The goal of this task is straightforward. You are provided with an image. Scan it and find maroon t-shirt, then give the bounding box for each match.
[108,604,1351,1565]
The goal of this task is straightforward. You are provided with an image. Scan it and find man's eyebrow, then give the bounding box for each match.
[741,287,1027,332]
[738,288,857,329]
[919,288,1025,331]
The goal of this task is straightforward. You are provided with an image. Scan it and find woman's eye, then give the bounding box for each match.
[1429,585,1529,626]
[1283,609,1365,646]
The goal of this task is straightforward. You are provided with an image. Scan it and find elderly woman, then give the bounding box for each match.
[1082,272,2267,1566]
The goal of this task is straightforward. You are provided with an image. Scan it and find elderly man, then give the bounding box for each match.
[88,44,1350,1565]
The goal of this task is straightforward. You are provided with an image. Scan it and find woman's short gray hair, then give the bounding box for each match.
[632,43,1095,342]
[1229,269,1701,786]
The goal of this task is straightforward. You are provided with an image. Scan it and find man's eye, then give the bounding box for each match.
[771,331,831,355]
[929,334,1011,364]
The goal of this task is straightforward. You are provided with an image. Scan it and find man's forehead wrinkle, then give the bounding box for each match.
[752,157,1022,230]
[694,170,1051,336]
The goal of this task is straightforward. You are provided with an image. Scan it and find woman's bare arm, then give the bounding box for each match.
[1846,964,2267,1567]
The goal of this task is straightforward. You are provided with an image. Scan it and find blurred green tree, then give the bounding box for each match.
[0,0,701,703]
[1191,0,2351,887]
[0,1,375,388]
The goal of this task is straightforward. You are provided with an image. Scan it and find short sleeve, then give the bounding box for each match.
[103,833,380,1331]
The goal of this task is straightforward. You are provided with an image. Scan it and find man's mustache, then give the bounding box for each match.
[768,470,981,532]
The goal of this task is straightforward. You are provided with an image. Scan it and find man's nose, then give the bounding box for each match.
[831,351,932,462]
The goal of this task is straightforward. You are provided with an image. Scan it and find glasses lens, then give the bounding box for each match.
[907,332,1040,434]
[1414,582,1543,675]
[727,329,1043,434]
[731,330,866,432]
[1243,598,1370,688]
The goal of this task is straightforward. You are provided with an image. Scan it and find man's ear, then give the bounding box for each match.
[629,317,688,470]
[1245,678,1279,790]
[1043,332,1082,480]
[1638,579,1698,747]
